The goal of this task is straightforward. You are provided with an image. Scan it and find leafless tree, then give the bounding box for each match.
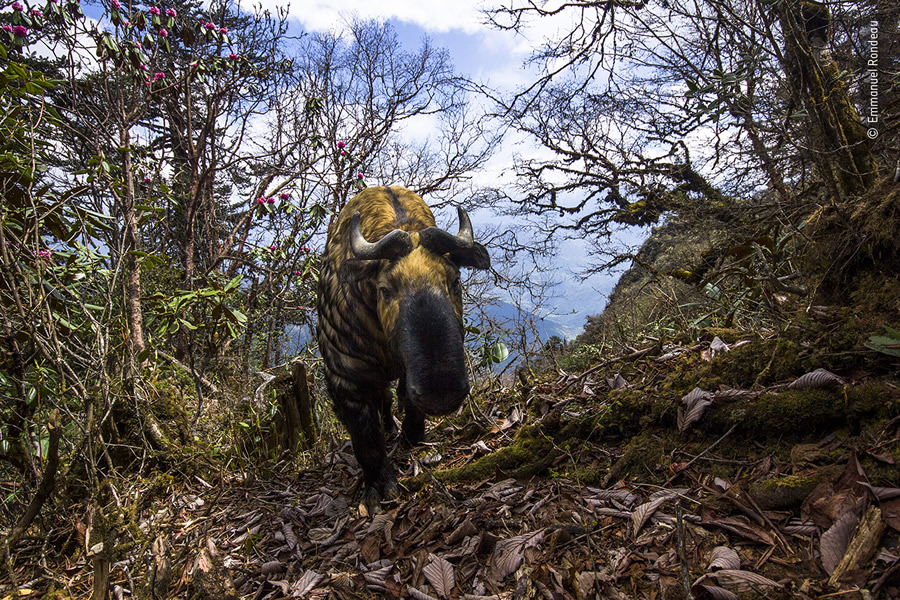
[485,0,888,273]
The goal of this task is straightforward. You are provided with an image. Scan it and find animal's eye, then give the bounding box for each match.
[379,286,394,301]
[451,277,461,292]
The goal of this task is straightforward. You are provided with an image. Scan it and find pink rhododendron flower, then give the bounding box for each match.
[140,64,148,71]
[204,22,215,29]
[166,8,176,17]
[219,26,227,34]
[37,249,52,259]
[357,173,364,178]
[228,53,237,60]
[337,141,345,149]
[256,197,265,205]
[30,9,41,16]
[266,197,275,204]
[149,6,160,15]
[12,25,27,37]
[1,25,11,33]
[111,0,120,9]
[11,2,23,11]
[154,72,165,81]
[158,28,168,37]
[135,42,142,49]
[269,245,277,251]
[279,192,289,200]
[143,176,151,182]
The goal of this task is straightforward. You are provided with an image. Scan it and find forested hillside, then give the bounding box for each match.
[1,0,899,598]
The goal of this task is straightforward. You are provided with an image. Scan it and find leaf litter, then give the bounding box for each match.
[7,336,900,599]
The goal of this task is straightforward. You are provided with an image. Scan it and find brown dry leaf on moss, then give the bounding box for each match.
[788,368,846,390]
[678,387,713,432]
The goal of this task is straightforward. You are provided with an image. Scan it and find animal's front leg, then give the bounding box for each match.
[378,387,398,436]
[398,379,426,445]
[337,395,399,515]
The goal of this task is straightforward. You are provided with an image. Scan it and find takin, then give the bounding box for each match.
[317,186,491,514]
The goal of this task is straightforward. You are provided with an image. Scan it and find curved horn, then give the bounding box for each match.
[456,206,475,246]
[349,212,413,260]
[418,206,491,270]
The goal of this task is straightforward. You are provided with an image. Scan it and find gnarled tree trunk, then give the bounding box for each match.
[774,0,878,199]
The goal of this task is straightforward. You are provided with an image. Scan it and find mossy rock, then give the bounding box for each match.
[700,381,899,438]
[408,429,558,488]
[748,467,842,511]
[605,430,674,485]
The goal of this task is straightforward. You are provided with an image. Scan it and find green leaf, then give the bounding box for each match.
[179,318,199,331]
[225,307,247,324]
[490,341,509,363]
[865,328,900,358]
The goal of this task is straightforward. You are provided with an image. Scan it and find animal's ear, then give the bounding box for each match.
[450,242,491,270]
[338,258,379,284]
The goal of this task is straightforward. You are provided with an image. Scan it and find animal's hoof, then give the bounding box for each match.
[360,478,400,517]
[401,421,425,446]
[383,415,399,437]
[382,476,400,501]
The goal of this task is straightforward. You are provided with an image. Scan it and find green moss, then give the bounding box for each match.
[749,468,841,511]
[605,431,672,484]
[406,429,558,488]
[566,465,608,486]
[697,327,748,344]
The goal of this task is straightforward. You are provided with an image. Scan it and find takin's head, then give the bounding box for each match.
[341,205,490,416]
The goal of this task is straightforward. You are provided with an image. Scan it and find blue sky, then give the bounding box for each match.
[72,0,633,334]
[262,0,636,335]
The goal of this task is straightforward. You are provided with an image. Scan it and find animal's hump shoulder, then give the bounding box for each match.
[386,186,436,230]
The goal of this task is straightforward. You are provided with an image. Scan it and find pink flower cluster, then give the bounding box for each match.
[149,6,160,15]
[166,7,176,17]
[279,192,289,200]
[154,71,165,81]
[12,25,27,37]
[11,2,22,11]
[37,249,52,259]
[159,28,168,37]
[256,197,276,205]
[111,0,120,9]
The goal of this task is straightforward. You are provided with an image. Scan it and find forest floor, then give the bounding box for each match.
[7,327,900,599]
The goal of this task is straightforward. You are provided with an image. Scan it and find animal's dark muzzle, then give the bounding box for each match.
[399,289,470,416]
[407,380,470,416]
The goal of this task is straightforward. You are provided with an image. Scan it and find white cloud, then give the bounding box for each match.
[269,0,490,35]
